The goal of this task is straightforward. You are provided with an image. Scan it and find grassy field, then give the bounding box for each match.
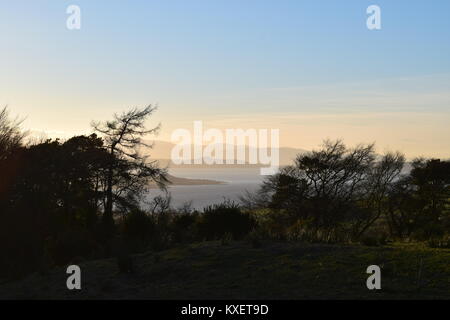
[0,241,449,300]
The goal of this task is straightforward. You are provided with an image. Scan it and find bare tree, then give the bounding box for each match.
[0,107,26,161]
[354,151,405,237]
[92,105,168,229]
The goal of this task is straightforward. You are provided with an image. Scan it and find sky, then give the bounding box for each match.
[0,0,449,158]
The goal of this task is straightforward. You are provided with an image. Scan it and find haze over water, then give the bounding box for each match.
[148,168,264,210]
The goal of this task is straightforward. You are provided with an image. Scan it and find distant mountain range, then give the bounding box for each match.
[149,174,225,187]
[141,140,308,168]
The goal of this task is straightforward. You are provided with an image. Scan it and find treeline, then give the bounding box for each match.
[0,107,449,279]
[0,106,168,277]
[241,140,450,246]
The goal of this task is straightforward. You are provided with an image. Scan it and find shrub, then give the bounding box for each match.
[117,254,134,274]
[428,235,450,249]
[220,232,233,246]
[360,233,387,247]
[197,201,256,240]
[122,209,155,250]
[46,228,98,265]
[246,229,265,248]
[285,219,313,242]
[170,212,199,243]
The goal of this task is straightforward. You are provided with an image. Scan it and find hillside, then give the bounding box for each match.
[1,241,448,300]
[144,140,308,167]
[149,174,225,188]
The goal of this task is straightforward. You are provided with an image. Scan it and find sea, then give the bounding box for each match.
[145,163,413,211]
[146,168,265,210]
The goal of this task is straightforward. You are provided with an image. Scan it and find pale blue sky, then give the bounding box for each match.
[0,1,449,156]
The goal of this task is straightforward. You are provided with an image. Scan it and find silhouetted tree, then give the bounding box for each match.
[92,106,168,231]
[0,107,25,161]
[353,151,405,238]
[245,140,408,241]
[0,135,110,276]
[387,159,450,239]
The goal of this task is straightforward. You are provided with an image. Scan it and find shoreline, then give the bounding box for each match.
[149,174,226,188]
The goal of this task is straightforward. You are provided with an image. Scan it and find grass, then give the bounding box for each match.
[0,241,449,299]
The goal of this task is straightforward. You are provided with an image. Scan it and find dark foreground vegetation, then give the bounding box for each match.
[0,106,449,299]
[0,241,448,299]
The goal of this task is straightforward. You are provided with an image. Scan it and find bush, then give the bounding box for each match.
[246,229,265,248]
[360,234,387,247]
[46,228,99,265]
[251,209,302,242]
[285,219,313,242]
[117,254,134,274]
[170,212,199,243]
[197,201,256,240]
[122,209,156,250]
[428,235,450,249]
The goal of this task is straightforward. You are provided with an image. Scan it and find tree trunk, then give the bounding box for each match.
[103,164,114,233]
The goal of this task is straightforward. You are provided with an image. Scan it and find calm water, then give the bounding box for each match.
[145,164,413,210]
[146,168,265,210]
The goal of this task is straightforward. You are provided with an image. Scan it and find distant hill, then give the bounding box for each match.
[149,174,225,188]
[141,140,308,168]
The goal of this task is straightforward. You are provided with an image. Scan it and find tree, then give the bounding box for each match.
[246,140,407,242]
[387,159,450,239]
[0,107,26,197]
[59,134,110,228]
[0,135,110,276]
[92,105,168,230]
[0,107,25,161]
[293,140,377,239]
[354,151,405,238]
